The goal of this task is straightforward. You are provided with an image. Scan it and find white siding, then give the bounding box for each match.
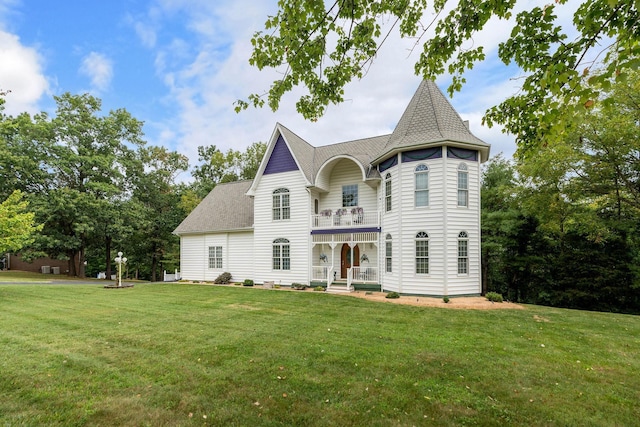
[318,159,377,213]
[253,170,310,286]
[396,156,447,295]
[442,155,481,295]
[379,150,482,296]
[227,231,254,282]
[179,231,255,282]
[380,159,400,292]
[180,234,206,280]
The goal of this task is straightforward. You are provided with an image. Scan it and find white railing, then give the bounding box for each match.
[311,210,380,229]
[347,266,378,291]
[313,265,335,287]
[163,269,181,282]
[312,265,328,281]
[351,266,378,283]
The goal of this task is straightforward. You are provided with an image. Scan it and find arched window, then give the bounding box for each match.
[415,164,429,207]
[415,232,429,274]
[458,231,469,274]
[457,163,468,207]
[385,234,392,273]
[385,173,392,212]
[273,238,290,270]
[272,188,290,220]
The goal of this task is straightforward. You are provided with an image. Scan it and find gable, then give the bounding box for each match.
[264,135,299,175]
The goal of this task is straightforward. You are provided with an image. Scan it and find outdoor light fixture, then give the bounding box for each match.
[114,251,127,287]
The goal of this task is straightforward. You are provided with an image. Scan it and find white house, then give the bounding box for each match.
[174,80,490,296]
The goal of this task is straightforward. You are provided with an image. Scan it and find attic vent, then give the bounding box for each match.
[463,120,470,130]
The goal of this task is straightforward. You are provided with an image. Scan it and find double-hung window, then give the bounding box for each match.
[458,231,469,274]
[457,163,468,207]
[273,238,290,270]
[342,184,358,207]
[385,234,392,273]
[384,173,392,212]
[208,246,222,269]
[415,232,429,274]
[415,164,429,207]
[273,188,290,220]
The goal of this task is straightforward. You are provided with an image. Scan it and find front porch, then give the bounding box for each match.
[310,232,380,292]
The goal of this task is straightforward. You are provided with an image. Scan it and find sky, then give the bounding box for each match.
[0,0,566,180]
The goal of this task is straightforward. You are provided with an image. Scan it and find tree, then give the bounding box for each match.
[0,190,42,254]
[191,142,266,199]
[32,93,146,277]
[238,0,639,150]
[131,146,189,281]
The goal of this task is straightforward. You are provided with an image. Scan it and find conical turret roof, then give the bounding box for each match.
[377,80,489,161]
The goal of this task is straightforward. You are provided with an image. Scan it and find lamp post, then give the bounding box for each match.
[114,251,127,287]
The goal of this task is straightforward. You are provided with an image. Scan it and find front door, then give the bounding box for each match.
[340,243,360,279]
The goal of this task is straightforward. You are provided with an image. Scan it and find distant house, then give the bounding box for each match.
[174,80,490,296]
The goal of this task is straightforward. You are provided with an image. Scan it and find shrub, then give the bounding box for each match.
[243,279,254,287]
[292,283,307,290]
[313,286,325,292]
[486,292,503,303]
[386,291,400,299]
[214,272,232,284]
[443,296,450,303]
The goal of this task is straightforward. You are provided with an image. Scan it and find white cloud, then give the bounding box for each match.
[142,0,519,170]
[79,51,113,93]
[0,30,49,115]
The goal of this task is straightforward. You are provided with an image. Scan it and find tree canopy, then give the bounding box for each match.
[237,0,639,150]
[0,190,42,254]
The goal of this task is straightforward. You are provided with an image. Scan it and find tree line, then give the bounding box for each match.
[482,72,640,313]
[0,92,265,281]
[2,74,638,312]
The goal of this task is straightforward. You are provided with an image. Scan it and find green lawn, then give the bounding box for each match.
[0,282,638,426]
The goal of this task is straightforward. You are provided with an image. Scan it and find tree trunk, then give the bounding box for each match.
[151,252,158,282]
[78,247,86,278]
[67,251,77,277]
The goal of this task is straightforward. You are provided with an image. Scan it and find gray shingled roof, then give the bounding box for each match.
[173,180,253,235]
[177,80,490,234]
[377,79,489,162]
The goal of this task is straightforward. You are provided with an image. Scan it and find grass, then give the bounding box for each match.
[0,282,639,426]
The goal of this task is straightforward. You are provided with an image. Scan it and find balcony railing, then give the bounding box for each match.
[311,209,380,229]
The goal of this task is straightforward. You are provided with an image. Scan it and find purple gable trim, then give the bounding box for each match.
[264,135,299,174]
[310,227,381,235]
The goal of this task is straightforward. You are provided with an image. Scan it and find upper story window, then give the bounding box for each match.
[457,163,468,207]
[415,164,429,207]
[385,173,392,212]
[273,238,290,270]
[415,231,429,274]
[458,231,469,274]
[342,184,358,207]
[272,188,290,220]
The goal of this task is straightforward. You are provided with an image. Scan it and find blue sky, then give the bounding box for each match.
[0,0,560,179]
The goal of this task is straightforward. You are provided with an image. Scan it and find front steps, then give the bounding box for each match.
[326,281,353,293]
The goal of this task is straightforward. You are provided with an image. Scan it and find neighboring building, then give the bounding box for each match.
[174,80,490,296]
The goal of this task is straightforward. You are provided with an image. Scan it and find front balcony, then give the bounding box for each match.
[311,208,380,231]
